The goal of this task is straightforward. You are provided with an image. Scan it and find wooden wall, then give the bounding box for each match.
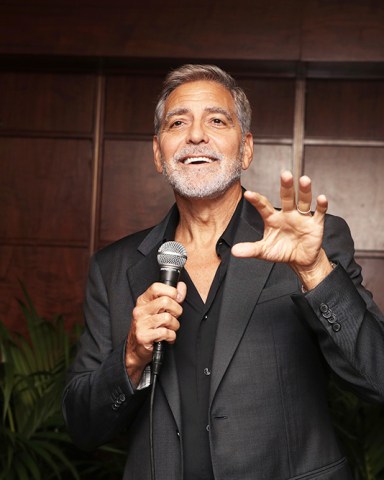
[1,0,384,61]
[0,0,383,331]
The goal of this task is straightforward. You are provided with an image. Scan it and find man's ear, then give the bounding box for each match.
[153,136,163,174]
[241,133,254,171]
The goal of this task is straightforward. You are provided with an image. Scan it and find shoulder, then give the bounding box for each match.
[92,227,155,275]
[323,212,354,248]
[88,203,178,281]
[97,227,153,258]
[322,212,362,278]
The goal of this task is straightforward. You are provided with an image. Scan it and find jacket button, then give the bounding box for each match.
[332,322,341,332]
[206,424,210,432]
[327,314,337,324]
[118,393,126,403]
[320,303,329,313]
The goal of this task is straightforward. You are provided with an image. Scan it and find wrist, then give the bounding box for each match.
[125,346,148,387]
[291,249,335,292]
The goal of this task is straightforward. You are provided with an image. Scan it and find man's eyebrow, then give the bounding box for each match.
[164,108,190,122]
[205,107,235,125]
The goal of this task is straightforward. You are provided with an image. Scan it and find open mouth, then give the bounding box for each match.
[182,156,216,165]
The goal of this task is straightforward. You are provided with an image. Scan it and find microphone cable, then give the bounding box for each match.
[150,370,159,480]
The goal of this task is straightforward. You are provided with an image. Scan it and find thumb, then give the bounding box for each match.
[176,281,187,303]
[232,242,260,258]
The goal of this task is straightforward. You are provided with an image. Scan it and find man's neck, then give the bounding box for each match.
[174,182,242,249]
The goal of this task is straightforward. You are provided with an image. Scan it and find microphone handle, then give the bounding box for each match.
[159,267,181,288]
[152,267,181,376]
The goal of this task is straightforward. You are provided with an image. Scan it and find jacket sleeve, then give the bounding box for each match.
[62,253,150,451]
[291,214,384,404]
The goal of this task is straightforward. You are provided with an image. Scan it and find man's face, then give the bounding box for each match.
[153,80,253,199]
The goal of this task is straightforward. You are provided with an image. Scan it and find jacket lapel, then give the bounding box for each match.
[210,201,274,404]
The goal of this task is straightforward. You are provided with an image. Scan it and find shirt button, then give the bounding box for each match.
[203,315,208,320]
[206,424,210,432]
[204,368,211,376]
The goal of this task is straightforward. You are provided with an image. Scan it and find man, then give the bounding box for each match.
[62,64,384,480]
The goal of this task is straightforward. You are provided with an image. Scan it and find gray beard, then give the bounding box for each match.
[161,143,244,199]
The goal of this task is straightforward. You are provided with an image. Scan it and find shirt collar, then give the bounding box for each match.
[163,194,244,248]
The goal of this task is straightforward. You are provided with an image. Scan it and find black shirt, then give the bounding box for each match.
[163,197,243,480]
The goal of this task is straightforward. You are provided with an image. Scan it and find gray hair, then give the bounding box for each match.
[154,64,252,136]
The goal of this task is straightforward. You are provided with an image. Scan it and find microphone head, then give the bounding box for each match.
[157,241,187,270]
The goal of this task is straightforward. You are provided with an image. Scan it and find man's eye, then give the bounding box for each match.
[170,120,184,128]
[211,118,225,125]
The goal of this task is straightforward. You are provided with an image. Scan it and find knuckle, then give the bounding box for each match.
[157,295,171,311]
[135,330,147,345]
[132,305,141,319]
[136,329,154,346]
[151,282,166,296]
[163,311,173,323]
[156,327,168,340]
[167,330,177,342]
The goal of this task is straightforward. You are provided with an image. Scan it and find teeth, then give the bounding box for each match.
[183,157,214,165]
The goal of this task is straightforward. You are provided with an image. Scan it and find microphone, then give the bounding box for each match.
[152,241,187,376]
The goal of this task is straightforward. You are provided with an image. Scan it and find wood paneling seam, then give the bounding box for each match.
[89,72,105,256]
[292,76,306,190]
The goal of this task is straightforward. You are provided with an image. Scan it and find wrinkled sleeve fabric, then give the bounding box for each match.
[62,253,149,451]
[291,214,384,403]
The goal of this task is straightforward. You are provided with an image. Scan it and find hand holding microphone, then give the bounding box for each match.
[125,242,187,384]
[153,241,187,375]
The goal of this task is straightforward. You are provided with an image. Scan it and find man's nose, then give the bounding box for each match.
[186,121,209,144]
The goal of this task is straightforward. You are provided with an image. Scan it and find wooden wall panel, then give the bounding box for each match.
[302,0,384,62]
[0,138,93,244]
[0,245,88,333]
[242,144,293,207]
[0,72,95,133]
[306,79,384,140]
[0,0,302,60]
[304,146,384,252]
[356,256,384,312]
[105,74,164,135]
[1,1,384,61]
[237,78,295,138]
[99,140,174,245]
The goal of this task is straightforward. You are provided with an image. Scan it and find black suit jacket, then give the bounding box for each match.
[63,198,384,479]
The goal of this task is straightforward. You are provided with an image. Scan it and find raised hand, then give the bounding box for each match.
[232,170,333,290]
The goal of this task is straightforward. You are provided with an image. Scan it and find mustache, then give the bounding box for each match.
[173,146,224,162]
